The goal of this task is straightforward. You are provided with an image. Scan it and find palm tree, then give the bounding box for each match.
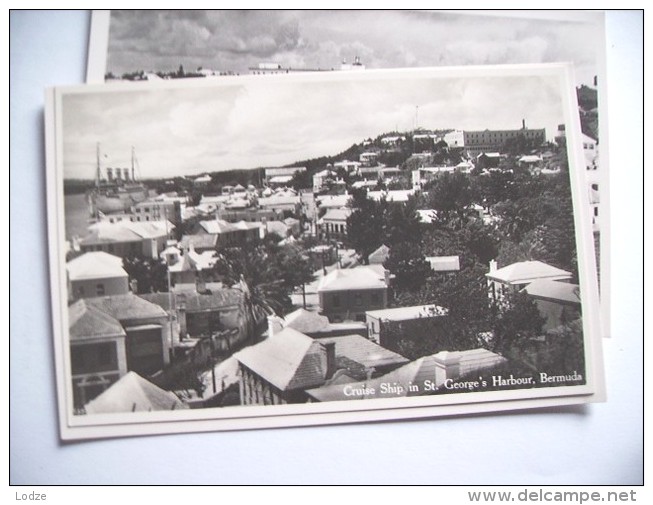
[214,246,286,342]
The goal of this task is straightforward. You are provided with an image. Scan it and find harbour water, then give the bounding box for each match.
[64,193,94,241]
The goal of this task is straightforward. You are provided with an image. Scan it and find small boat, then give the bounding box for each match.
[88,144,149,216]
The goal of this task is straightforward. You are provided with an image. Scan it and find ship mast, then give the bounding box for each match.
[131,145,135,182]
[96,142,101,189]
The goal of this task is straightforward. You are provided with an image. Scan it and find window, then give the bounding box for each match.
[354,293,362,306]
[96,284,105,296]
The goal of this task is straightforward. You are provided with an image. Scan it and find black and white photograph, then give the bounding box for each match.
[45,64,604,440]
[88,9,610,336]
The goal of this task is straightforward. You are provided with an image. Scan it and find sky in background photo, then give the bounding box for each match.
[62,71,564,179]
[106,10,602,86]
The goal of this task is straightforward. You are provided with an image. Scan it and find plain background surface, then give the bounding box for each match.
[9,10,643,484]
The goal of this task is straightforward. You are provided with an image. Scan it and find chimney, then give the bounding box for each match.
[323,342,337,380]
[106,167,114,181]
[522,119,526,130]
[433,351,461,387]
[178,304,187,338]
[267,315,284,338]
[489,259,498,273]
[196,275,206,294]
[123,168,130,181]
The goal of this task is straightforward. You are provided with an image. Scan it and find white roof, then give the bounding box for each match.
[268,175,293,184]
[234,327,325,391]
[519,155,542,163]
[318,208,351,223]
[317,194,351,208]
[523,280,581,304]
[416,210,438,223]
[426,256,460,272]
[367,190,415,202]
[317,265,388,292]
[366,304,447,321]
[487,261,572,284]
[67,251,127,280]
[84,372,187,413]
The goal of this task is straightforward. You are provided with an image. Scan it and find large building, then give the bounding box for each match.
[68,293,172,408]
[463,121,546,157]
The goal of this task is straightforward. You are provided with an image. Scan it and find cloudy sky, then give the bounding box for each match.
[106,10,601,85]
[62,69,565,179]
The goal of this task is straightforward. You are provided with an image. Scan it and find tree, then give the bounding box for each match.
[213,246,286,341]
[346,189,388,262]
[289,169,312,191]
[393,263,494,352]
[383,242,432,293]
[425,172,472,223]
[123,256,168,294]
[490,290,546,360]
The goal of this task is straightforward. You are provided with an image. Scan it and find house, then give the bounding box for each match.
[234,327,407,405]
[132,200,183,227]
[69,293,172,408]
[69,299,128,408]
[193,174,212,187]
[416,209,438,224]
[79,220,174,259]
[268,309,367,339]
[234,327,333,405]
[486,260,572,303]
[141,284,243,347]
[160,244,219,286]
[317,208,351,241]
[333,160,362,175]
[179,234,219,253]
[365,304,448,349]
[359,166,382,180]
[476,152,502,169]
[359,151,379,167]
[217,207,280,223]
[518,155,543,171]
[192,219,263,248]
[426,255,461,274]
[444,129,465,148]
[368,244,390,265]
[265,166,306,185]
[84,371,188,414]
[522,280,582,331]
[317,265,389,322]
[306,348,506,402]
[313,169,335,193]
[411,166,456,189]
[257,194,302,216]
[66,251,129,302]
[413,133,435,153]
[316,193,351,213]
[367,189,415,203]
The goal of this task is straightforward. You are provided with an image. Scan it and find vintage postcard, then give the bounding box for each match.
[87,9,610,337]
[46,64,604,440]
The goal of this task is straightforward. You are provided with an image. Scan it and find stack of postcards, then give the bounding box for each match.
[44,10,609,441]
